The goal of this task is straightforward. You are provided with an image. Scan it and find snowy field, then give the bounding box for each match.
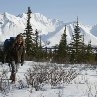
[0,61,97,97]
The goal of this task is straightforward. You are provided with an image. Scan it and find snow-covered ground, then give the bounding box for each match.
[0,61,97,97]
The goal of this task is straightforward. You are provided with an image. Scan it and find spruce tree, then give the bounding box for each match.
[86,40,95,63]
[80,35,86,63]
[95,50,97,64]
[69,17,83,63]
[52,45,58,62]
[57,25,68,63]
[23,7,35,60]
[35,29,39,48]
[34,29,42,61]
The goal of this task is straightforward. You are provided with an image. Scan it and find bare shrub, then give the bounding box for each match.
[0,69,10,95]
[25,63,78,90]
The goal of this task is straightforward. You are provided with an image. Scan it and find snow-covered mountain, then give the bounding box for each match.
[0,12,97,46]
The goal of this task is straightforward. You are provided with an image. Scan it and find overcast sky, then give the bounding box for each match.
[0,0,96,25]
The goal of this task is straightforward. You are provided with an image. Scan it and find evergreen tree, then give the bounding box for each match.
[23,7,35,60]
[80,34,86,63]
[52,45,58,63]
[57,25,68,63]
[86,40,95,63]
[39,35,42,48]
[69,17,83,63]
[34,29,43,61]
[95,50,97,64]
[35,29,39,48]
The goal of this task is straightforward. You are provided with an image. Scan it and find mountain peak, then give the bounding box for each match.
[17,13,27,18]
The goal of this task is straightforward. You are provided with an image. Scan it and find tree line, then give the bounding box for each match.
[22,7,97,64]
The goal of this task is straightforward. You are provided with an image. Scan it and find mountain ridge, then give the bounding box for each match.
[0,12,97,46]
